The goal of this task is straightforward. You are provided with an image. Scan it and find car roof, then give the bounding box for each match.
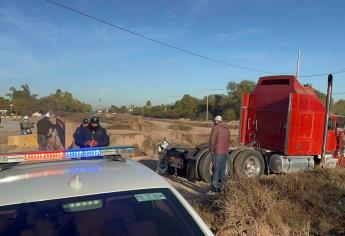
[0,158,171,207]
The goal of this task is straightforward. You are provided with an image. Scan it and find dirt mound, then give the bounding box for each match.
[195,167,345,236]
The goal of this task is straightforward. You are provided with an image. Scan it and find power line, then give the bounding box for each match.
[44,0,273,74]
[45,0,345,78]
[300,69,345,78]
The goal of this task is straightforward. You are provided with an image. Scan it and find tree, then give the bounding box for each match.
[0,97,9,109]
[227,80,256,119]
[5,85,39,115]
[119,106,128,113]
[132,106,143,116]
[224,109,236,121]
[332,100,345,127]
[333,100,345,116]
[173,94,200,119]
[146,100,152,107]
[227,80,256,100]
[40,89,92,115]
[6,85,37,100]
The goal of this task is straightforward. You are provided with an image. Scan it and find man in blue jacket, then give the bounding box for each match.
[75,116,110,148]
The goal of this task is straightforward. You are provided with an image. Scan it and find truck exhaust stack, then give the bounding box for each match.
[321,74,333,166]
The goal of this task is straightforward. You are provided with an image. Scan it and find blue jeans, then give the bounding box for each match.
[211,154,228,192]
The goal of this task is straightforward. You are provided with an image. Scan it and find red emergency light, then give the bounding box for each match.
[0,146,134,164]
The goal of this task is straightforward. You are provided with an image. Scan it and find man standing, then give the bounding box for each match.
[73,118,89,147]
[20,116,33,135]
[75,116,110,148]
[208,115,231,194]
[37,113,53,150]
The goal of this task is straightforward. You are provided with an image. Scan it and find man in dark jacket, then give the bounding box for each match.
[73,118,89,147]
[75,116,110,148]
[37,113,53,150]
[208,115,231,194]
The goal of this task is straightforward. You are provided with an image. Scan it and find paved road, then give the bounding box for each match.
[0,118,37,134]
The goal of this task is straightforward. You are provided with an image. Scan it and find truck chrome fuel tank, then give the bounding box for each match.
[269,154,315,173]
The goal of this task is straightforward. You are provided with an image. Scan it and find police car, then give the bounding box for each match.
[0,146,213,236]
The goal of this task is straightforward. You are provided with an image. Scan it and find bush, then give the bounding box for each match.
[167,124,192,132]
[196,168,345,236]
[224,109,236,121]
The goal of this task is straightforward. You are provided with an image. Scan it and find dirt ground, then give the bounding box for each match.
[0,114,231,200]
[65,113,239,156]
[2,114,345,235]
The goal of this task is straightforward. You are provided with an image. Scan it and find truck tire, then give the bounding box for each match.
[234,149,265,178]
[196,148,210,180]
[200,152,233,183]
[201,152,213,184]
[227,148,250,177]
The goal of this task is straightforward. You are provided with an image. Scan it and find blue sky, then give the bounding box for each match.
[0,0,345,107]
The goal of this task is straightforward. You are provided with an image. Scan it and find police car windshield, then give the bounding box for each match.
[0,188,205,236]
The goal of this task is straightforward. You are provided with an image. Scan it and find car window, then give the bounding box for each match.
[0,188,205,236]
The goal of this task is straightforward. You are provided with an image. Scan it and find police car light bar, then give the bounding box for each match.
[0,146,134,164]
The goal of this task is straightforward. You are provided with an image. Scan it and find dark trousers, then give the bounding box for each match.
[211,154,227,192]
[37,134,47,151]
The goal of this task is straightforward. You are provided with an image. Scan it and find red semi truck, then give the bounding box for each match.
[161,75,344,183]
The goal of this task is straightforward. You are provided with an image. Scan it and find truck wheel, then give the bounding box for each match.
[234,149,264,178]
[200,152,232,183]
[201,152,213,184]
[197,149,209,180]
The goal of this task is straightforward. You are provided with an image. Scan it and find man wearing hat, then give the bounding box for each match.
[73,118,89,147]
[37,112,53,150]
[208,115,231,194]
[75,116,110,148]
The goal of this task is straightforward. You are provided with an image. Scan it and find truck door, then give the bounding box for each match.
[255,110,287,151]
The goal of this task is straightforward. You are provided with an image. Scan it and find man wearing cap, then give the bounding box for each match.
[75,116,110,148]
[37,112,53,150]
[20,115,33,135]
[208,115,231,194]
[73,118,89,147]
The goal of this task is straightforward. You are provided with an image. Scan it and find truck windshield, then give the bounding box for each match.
[0,188,205,236]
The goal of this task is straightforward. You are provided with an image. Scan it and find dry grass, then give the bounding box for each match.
[167,124,192,132]
[195,167,345,236]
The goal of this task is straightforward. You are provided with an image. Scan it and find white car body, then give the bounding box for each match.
[0,158,213,236]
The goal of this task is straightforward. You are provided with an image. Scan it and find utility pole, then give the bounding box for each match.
[296,49,301,80]
[206,95,209,121]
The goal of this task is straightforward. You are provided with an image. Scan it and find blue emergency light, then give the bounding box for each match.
[0,146,134,164]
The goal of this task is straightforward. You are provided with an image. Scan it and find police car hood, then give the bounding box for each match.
[0,159,170,206]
